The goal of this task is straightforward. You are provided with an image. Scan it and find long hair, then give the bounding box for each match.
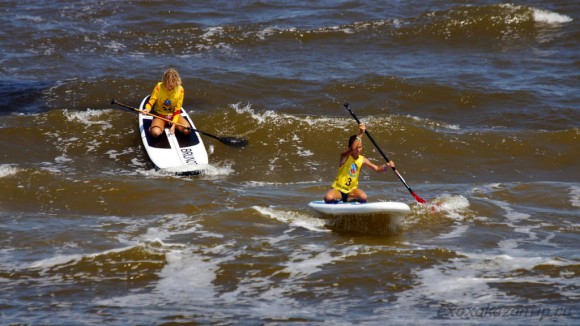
[162,68,182,90]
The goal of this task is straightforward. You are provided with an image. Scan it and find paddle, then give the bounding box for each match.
[111,99,248,147]
[344,103,426,204]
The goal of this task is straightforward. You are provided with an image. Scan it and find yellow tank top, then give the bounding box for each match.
[149,82,184,121]
[332,155,364,194]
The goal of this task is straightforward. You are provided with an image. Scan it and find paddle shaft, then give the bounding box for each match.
[344,103,426,204]
[111,99,247,147]
[112,100,207,133]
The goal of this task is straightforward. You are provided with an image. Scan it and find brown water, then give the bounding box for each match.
[0,1,578,324]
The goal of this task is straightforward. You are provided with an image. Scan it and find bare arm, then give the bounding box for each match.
[363,157,395,172]
[357,123,365,141]
[338,148,352,166]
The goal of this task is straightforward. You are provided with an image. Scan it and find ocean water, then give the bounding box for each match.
[0,1,578,324]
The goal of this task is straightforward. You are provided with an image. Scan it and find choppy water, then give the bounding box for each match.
[1,1,578,324]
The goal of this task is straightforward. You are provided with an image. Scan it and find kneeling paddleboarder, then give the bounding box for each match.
[324,123,394,204]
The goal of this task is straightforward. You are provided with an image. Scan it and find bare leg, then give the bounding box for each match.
[149,118,166,137]
[348,188,368,203]
[324,189,342,203]
[174,115,191,135]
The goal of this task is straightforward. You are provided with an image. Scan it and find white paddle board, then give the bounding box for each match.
[138,96,209,174]
[309,200,411,235]
[308,200,411,217]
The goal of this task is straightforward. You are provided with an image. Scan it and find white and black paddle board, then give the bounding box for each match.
[138,96,208,174]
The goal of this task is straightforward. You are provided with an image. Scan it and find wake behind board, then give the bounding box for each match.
[308,200,411,235]
[138,96,208,174]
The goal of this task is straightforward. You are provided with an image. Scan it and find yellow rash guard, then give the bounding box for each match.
[332,155,364,194]
[147,82,184,123]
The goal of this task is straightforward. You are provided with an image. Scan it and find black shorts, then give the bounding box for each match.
[340,191,349,203]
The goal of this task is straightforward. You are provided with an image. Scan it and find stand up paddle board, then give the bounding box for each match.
[138,96,208,174]
[308,200,411,217]
[308,200,411,235]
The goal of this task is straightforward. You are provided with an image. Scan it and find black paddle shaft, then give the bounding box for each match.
[111,99,248,147]
[344,104,392,165]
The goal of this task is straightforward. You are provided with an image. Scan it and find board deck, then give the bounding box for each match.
[308,200,411,217]
[138,96,208,174]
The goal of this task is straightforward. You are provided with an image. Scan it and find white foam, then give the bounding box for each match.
[155,249,218,302]
[252,206,329,232]
[55,154,73,164]
[415,265,497,304]
[129,157,146,168]
[201,26,224,39]
[438,194,470,210]
[104,40,126,52]
[493,198,531,223]
[437,224,469,240]
[471,184,567,256]
[296,150,314,157]
[279,244,335,278]
[237,244,369,319]
[430,194,470,221]
[409,114,460,131]
[16,15,43,23]
[64,109,112,128]
[256,26,282,41]
[392,250,572,311]
[0,164,19,178]
[570,185,580,208]
[199,164,234,177]
[0,248,20,272]
[29,245,134,270]
[161,164,211,175]
[93,223,234,309]
[198,26,234,52]
[106,148,134,161]
[220,242,373,321]
[136,163,233,178]
[230,103,278,125]
[142,214,201,243]
[94,246,224,309]
[38,161,62,174]
[229,102,339,127]
[488,183,503,189]
[533,8,573,24]
[296,147,314,157]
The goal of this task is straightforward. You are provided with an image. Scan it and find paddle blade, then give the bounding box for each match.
[219,136,248,147]
[411,191,427,204]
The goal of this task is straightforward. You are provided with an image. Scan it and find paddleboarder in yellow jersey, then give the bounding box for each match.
[142,68,191,137]
[324,123,395,203]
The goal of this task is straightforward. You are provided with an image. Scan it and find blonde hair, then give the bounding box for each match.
[162,68,181,90]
